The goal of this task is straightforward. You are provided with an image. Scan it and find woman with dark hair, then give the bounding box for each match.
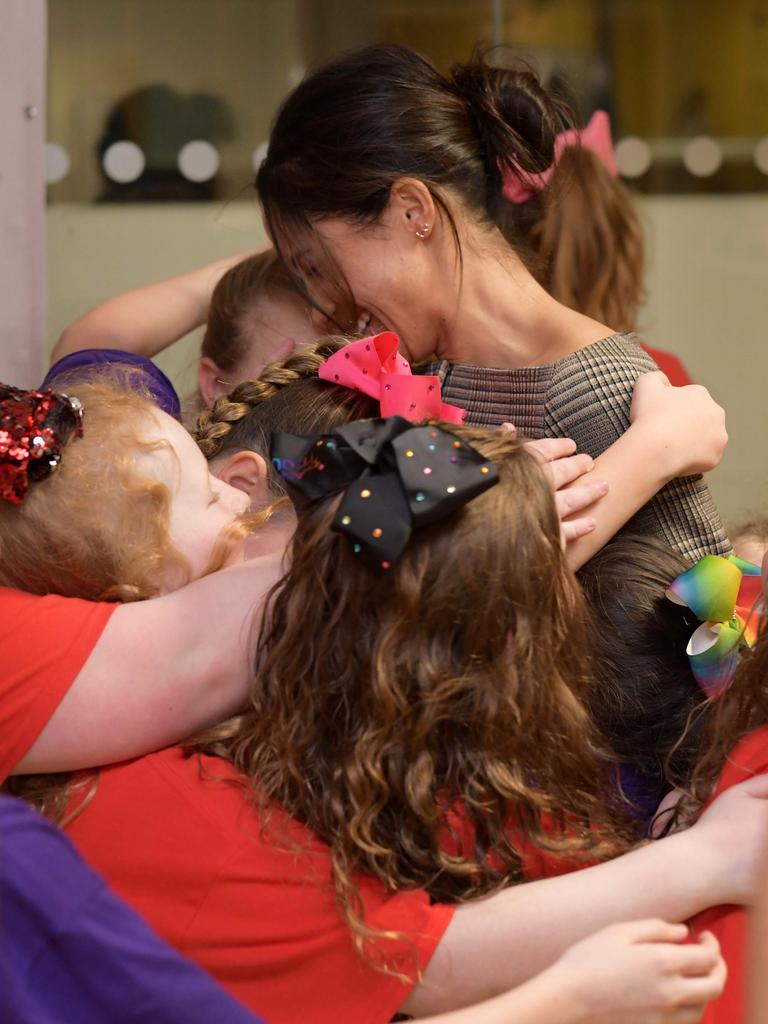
[256,44,728,566]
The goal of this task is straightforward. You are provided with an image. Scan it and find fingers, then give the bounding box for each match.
[561,517,597,543]
[545,453,595,492]
[555,480,608,518]
[673,961,727,1007]
[649,788,685,838]
[635,369,672,393]
[659,937,722,977]
[523,436,577,463]
[622,919,691,944]
[499,422,517,437]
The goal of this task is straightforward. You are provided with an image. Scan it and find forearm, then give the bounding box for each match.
[406,832,710,1015]
[564,425,668,569]
[415,968,586,1024]
[52,250,265,362]
[14,554,282,773]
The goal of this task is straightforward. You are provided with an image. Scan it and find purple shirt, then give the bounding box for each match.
[0,796,264,1023]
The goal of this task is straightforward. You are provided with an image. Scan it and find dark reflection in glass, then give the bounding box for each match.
[96,85,234,202]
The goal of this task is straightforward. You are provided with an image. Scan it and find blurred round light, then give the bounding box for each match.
[683,136,722,177]
[45,142,70,184]
[754,137,768,175]
[102,141,145,183]
[178,140,219,182]
[615,137,652,178]
[287,63,306,87]
[252,140,269,173]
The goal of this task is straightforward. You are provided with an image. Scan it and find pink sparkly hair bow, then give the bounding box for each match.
[318,332,466,424]
[501,109,618,204]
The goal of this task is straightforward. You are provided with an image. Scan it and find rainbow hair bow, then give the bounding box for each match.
[502,109,618,204]
[666,554,763,698]
[318,332,466,424]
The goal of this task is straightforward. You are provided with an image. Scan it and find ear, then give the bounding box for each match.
[198,357,230,408]
[388,178,437,241]
[214,449,269,506]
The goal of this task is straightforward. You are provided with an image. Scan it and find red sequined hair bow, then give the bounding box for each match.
[0,383,84,505]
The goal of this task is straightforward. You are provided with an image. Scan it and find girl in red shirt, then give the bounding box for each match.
[659,548,768,1024]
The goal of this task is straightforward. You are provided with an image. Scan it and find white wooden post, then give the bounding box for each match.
[0,0,47,386]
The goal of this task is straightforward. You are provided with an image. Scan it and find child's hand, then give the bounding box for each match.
[501,427,609,543]
[687,773,768,906]
[549,920,725,1023]
[629,372,728,479]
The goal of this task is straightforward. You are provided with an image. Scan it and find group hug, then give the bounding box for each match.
[3,43,768,1024]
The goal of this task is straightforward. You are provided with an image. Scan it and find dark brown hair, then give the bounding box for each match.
[201,251,308,379]
[194,337,377,494]
[578,536,708,815]
[202,426,628,969]
[256,44,571,325]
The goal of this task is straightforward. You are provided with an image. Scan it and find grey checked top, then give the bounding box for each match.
[425,333,730,563]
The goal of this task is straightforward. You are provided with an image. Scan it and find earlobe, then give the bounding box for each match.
[390,177,436,240]
[198,357,229,408]
[214,450,269,505]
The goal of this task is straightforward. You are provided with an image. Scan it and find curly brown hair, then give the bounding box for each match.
[197,425,630,968]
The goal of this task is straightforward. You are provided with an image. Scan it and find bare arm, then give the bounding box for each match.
[749,841,768,1023]
[51,250,268,363]
[418,922,724,1024]
[13,555,282,774]
[403,774,768,1016]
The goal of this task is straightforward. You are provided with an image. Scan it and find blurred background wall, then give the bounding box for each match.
[18,0,768,524]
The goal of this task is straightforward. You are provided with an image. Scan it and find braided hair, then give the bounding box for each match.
[194,337,378,496]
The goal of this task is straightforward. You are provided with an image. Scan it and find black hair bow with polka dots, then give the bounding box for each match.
[270,416,498,572]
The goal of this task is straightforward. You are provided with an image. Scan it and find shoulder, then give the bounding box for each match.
[712,727,768,799]
[555,332,657,380]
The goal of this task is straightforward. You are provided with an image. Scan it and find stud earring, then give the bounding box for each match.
[415,224,430,239]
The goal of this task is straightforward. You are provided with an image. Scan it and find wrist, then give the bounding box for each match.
[515,962,591,1024]
[656,828,721,911]
[623,420,678,485]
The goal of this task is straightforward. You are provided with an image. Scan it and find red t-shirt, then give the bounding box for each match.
[66,747,454,1024]
[640,344,694,387]
[0,587,115,783]
[691,728,768,1024]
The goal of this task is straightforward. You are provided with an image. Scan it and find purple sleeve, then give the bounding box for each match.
[0,796,264,1024]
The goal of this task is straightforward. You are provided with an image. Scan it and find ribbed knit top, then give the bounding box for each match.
[424,333,730,562]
